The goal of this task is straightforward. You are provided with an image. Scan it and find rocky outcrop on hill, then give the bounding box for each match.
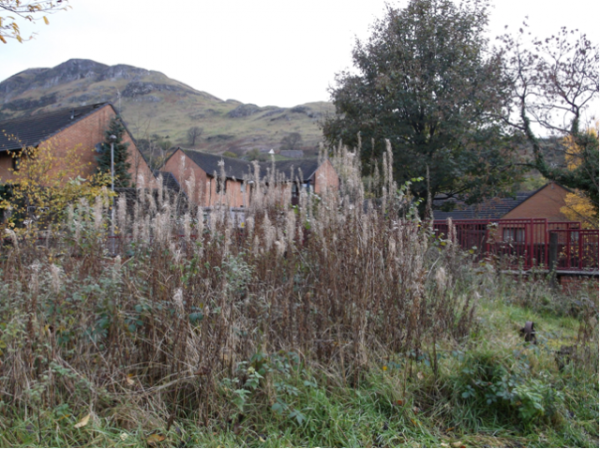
[0,59,335,157]
[226,103,262,118]
[122,81,196,99]
[3,93,58,112]
[0,59,175,102]
[98,64,151,82]
[0,60,107,100]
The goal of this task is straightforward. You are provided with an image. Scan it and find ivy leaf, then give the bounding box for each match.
[189,312,204,324]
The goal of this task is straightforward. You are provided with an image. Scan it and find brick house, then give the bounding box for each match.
[433,183,571,222]
[0,102,154,184]
[433,183,575,245]
[161,148,339,207]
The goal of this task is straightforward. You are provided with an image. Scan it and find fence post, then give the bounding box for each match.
[548,232,558,287]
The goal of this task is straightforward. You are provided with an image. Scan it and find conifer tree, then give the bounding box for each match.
[96,116,132,187]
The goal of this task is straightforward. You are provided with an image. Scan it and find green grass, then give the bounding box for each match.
[1,292,597,448]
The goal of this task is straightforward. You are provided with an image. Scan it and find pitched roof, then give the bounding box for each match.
[262,159,320,182]
[169,148,323,183]
[154,170,184,194]
[181,149,254,180]
[433,192,533,220]
[432,183,567,220]
[0,103,110,152]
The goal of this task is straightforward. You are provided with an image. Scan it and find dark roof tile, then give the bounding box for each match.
[174,149,322,183]
[433,192,534,220]
[182,149,253,180]
[262,159,320,182]
[0,103,109,152]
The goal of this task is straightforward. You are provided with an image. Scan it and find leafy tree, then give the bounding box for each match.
[500,27,599,213]
[96,116,132,187]
[280,132,302,152]
[561,191,597,229]
[245,148,268,162]
[136,135,174,170]
[151,134,173,152]
[187,126,203,146]
[0,143,111,228]
[0,0,69,44]
[322,0,520,205]
[222,151,238,159]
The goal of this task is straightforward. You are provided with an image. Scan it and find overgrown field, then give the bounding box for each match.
[0,148,598,447]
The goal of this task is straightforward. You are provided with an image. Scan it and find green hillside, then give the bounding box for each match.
[0,59,334,158]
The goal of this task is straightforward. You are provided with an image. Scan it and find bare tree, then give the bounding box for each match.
[280,132,302,152]
[187,126,203,146]
[0,0,70,44]
[500,25,599,210]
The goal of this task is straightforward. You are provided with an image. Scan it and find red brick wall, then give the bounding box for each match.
[313,159,340,195]
[163,149,209,205]
[162,149,249,207]
[161,154,341,207]
[503,183,570,221]
[0,104,153,185]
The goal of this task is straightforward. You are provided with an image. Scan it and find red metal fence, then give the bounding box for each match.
[434,219,599,272]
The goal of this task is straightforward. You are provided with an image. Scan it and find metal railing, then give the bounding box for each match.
[433,218,598,272]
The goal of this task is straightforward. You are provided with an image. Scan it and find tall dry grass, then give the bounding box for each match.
[0,144,476,423]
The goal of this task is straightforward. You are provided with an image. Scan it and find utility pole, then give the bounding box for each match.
[109,134,117,254]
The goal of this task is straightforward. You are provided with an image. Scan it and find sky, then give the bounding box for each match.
[1,0,599,108]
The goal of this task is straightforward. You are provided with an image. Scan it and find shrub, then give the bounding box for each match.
[0,144,475,422]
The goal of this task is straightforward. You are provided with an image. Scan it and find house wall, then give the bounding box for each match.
[503,183,570,222]
[0,104,154,185]
[313,159,339,195]
[0,152,14,180]
[163,149,209,205]
[163,149,249,207]
[206,177,248,208]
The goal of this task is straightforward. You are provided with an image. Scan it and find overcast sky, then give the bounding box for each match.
[1,0,598,108]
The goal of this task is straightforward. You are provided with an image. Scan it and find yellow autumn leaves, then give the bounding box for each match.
[559,123,599,229]
[0,142,113,230]
[1,1,68,44]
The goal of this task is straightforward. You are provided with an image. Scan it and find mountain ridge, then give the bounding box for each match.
[0,59,333,160]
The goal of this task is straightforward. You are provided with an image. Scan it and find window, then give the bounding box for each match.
[503,227,525,243]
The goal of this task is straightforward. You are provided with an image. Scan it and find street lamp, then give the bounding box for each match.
[109,134,117,253]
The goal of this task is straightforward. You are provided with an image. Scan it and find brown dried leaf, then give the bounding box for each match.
[74,413,90,429]
[147,433,166,445]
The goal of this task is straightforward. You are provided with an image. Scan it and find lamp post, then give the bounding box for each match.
[109,134,117,254]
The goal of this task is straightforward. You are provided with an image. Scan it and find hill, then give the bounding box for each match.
[0,59,334,161]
